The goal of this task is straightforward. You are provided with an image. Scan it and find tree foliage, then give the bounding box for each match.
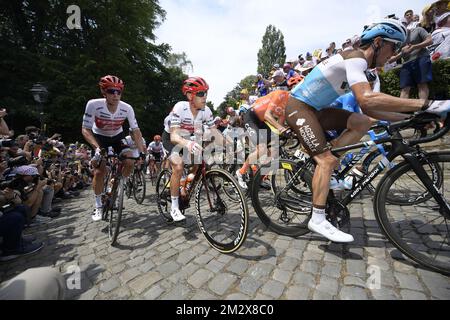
[164,52,194,75]
[219,75,257,116]
[0,0,188,141]
[257,25,286,77]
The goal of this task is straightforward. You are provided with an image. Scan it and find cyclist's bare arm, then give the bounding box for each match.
[170,127,189,148]
[81,127,101,150]
[352,82,426,113]
[130,128,146,154]
[264,107,286,132]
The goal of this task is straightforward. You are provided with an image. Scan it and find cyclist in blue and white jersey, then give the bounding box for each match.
[286,19,450,243]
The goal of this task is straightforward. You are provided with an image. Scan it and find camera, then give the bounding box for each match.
[33,137,45,145]
[0,139,13,148]
[0,177,23,191]
[28,133,37,141]
[1,203,16,213]
[8,156,29,167]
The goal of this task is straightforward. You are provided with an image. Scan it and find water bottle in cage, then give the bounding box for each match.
[340,153,353,171]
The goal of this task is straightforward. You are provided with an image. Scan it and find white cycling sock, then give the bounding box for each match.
[311,207,326,224]
[95,194,103,208]
[171,196,179,210]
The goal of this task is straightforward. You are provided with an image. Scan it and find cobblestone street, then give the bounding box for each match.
[1,181,449,300]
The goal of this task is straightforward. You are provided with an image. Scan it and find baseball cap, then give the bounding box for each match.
[271,70,285,78]
[436,11,450,26]
[15,165,39,176]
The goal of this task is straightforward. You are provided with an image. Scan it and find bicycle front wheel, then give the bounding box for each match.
[133,169,146,204]
[363,147,442,204]
[374,152,450,276]
[195,169,249,254]
[156,169,173,223]
[109,177,124,245]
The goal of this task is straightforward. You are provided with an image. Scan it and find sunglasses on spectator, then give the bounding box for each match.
[106,88,122,95]
[195,91,208,98]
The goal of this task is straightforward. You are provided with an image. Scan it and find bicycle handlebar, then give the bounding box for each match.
[387,112,450,146]
[409,115,450,146]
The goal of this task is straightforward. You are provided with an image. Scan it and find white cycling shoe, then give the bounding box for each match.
[308,219,354,243]
[170,208,186,222]
[92,207,103,222]
[235,170,248,190]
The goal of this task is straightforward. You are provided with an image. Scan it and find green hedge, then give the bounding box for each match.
[380,58,450,100]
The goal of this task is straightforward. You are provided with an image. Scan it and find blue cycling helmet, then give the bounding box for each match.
[360,19,407,48]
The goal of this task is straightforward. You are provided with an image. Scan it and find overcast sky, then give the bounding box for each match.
[155,0,428,107]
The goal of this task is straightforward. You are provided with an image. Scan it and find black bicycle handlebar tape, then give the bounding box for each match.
[387,112,441,134]
[409,115,450,146]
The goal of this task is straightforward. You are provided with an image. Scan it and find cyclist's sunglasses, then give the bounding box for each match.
[106,88,122,95]
[195,91,208,98]
[384,39,403,52]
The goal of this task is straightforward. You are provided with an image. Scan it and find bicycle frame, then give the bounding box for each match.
[331,132,450,216]
[161,160,218,211]
[335,130,390,180]
[277,114,450,216]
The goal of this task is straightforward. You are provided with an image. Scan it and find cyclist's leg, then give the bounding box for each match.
[90,135,109,220]
[318,110,372,149]
[148,158,155,175]
[119,149,136,178]
[286,98,353,243]
[239,111,261,174]
[163,131,185,221]
[146,155,152,174]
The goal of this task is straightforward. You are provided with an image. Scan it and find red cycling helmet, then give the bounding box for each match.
[287,75,304,89]
[182,77,209,95]
[99,75,124,90]
[154,135,161,141]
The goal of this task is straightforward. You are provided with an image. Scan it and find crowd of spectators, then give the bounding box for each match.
[251,1,450,100]
[0,108,93,262]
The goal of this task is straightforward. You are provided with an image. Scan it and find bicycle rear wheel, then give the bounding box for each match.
[109,177,124,245]
[251,159,312,237]
[156,169,173,222]
[374,153,450,275]
[195,169,249,254]
[133,169,146,204]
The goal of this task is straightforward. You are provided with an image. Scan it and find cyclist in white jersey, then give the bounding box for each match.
[162,77,215,222]
[124,130,146,158]
[146,135,165,175]
[286,19,450,243]
[82,75,146,221]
